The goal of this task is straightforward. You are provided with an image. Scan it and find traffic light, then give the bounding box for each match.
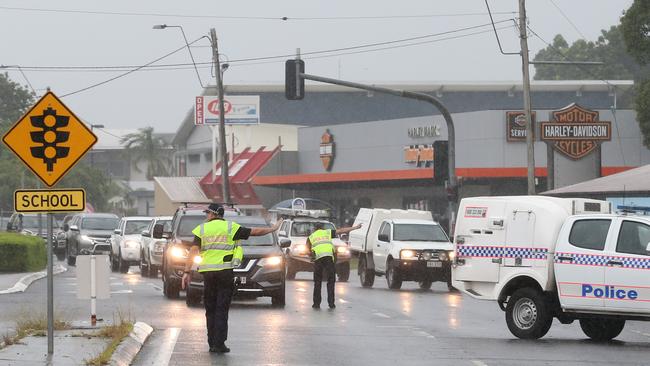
[30,107,70,172]
[285,59,305,100]
[433,140,448,185]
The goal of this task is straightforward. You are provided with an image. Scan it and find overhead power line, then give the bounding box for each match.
[0,5,516,21]
[2,20,513,72]
[547,0,587,39]
[60,36,206,97]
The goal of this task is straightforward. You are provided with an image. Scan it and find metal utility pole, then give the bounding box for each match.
[518,0,536,195]
[209,28,231,202]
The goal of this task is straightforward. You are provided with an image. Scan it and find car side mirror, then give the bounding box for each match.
[152,223,164,239]
[70,225,79,232]
[378,234,389,242]
[113,229,122,235]
[278,230,287,237]
[142,230,150,237]
[63,223,69,232]
[279,238,291,248]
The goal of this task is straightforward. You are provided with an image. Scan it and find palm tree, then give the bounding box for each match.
[120,127,171,180]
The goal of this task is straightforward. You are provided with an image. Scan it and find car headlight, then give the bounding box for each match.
[336,246,350,255]
[438,251,449,261]
[400,249,418,260]
[123,239,139,249]
[170,246,188,259]
[80,235,92,243]
[448,250,456,261]
[193,255,203,264]
[258,256,283,267]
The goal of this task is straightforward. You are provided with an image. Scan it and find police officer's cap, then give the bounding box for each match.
[204,203,224,216]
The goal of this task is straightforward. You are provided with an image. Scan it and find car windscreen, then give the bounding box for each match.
[291,222,335,236]
[178,216,205,237]
[393,224,448,242]
[239,225,274,246]
[81,217,119,231]
[18,215,46,229]
[124,220,152,235]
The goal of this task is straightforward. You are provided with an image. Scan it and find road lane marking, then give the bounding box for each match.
[471,360,488,366]
[110,290,133,294]
[373,312,390,318]
[339,298,348,303]
[376,325,410,328]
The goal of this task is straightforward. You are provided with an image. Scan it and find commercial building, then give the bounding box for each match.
[169,81,647,226]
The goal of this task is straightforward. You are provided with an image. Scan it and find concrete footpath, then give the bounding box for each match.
[0,264,67,294]
[0,322,153,366]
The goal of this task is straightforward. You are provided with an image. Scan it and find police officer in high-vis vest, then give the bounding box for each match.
[307,222,362,309]
[182,203,282,353]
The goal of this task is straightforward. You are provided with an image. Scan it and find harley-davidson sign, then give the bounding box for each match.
[540,104,611,160]
[320,130,334,171]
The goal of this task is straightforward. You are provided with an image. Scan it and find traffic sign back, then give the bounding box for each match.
[2,92,97,187]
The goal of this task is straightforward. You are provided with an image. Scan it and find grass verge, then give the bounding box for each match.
[85,311,135,366]
[1,313,69,348]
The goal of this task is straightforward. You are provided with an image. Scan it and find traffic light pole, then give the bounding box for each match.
[299,73,457,233]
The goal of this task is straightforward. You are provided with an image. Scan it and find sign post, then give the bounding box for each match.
[2,91,96,355]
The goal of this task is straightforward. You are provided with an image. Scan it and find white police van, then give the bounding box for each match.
[452,196,650,340]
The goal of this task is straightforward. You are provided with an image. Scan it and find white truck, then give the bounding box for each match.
[452,195,650,341]
[350,208,454,290]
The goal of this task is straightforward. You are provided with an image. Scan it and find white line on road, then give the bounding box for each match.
[471,360,488,366]
[111,290,133,294]
[339,298,348,303]
[372,312,390,318]
[375,325,411,328]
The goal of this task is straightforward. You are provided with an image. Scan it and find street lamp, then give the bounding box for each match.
[90,124,104,166]
[152,24,204,88]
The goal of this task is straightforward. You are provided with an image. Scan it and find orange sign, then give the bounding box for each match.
[540,103,611,160]
[320,130,334,171]
[2,92,97,187]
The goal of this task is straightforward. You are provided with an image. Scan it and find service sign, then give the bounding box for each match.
[195,95,260,125]
[15,189,86,213]
[506,111,536,142]
[540,103,611,160]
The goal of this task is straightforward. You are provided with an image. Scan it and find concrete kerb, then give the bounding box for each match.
[0,264,67,294]
[109,322,154,366]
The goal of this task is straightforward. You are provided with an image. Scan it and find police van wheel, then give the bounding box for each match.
[579,318,625,341]
[164,278,180,299]
[505,287,552,339]
[386,261,402,290]
[359,257,375,288]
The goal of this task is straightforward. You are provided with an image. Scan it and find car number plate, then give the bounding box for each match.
[427,261,442,268]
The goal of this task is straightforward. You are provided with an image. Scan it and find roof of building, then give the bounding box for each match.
[154,176,210,203]
[173,80,634,146]
[542,165,648,196]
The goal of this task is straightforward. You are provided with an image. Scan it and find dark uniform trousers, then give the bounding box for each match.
[313,256,336,306]
[203,269,234,347]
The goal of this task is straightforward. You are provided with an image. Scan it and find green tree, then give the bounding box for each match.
[621,0,650,147]
[0,73,34,126]
[120,127,171,180]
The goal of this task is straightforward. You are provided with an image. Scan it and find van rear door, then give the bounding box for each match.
[350,208,373,252]
[454,202,505,283]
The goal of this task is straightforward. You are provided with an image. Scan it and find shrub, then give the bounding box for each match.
[0,233,46,272]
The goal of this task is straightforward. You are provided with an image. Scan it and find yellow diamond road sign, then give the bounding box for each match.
[2,91,97,187]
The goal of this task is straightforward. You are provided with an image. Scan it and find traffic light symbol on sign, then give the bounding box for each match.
[29,107,70,172]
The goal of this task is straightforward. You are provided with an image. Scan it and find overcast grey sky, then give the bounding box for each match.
[0,0,632,133]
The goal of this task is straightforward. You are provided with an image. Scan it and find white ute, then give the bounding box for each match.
[452,195,650,340]
[350,208,454,290]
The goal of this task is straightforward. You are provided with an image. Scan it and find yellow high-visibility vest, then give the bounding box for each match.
[192,220,243,272]
[309,229,334,260]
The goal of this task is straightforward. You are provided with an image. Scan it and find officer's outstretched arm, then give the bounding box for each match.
[250,219,283,237]
[336,223,363,235]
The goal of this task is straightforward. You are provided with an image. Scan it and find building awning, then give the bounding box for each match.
[154,177,209,203]
[542,165,642,196]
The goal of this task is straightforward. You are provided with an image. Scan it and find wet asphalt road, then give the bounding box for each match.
[2,260,650,365]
